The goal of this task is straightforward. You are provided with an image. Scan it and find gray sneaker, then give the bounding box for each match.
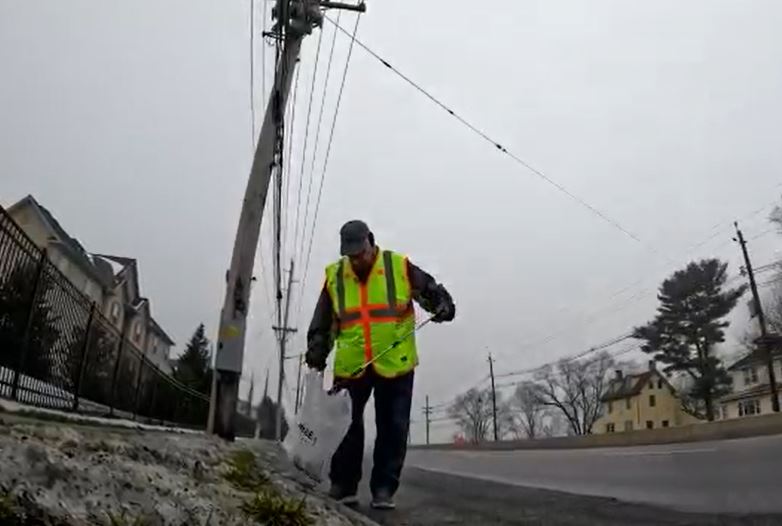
[370,489,396,510]
[328,485,358,507]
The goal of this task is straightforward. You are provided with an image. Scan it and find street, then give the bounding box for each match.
[405,434,782,515]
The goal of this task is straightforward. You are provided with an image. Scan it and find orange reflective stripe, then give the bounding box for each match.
[341,307,412,329]
[344,303,390,313]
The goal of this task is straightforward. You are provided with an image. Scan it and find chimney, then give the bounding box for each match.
[615,370,623,380]
[648,360,656,372]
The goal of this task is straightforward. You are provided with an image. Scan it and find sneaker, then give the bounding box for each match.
[370,489,396,510]
[328,485,359,507]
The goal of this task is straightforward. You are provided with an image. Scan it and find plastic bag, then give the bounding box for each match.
[283,370,352,482]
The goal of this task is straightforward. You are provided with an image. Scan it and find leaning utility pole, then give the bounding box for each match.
[273,260,297,440]
[488,352,499,441]
[208,0,366,440]
[735,222,780,412]
[422,395,432,446]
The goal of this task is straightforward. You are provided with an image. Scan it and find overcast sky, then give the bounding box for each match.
[2,0,782,443]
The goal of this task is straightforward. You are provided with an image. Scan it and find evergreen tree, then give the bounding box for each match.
[173,323,212,395]
[633,259,746,421]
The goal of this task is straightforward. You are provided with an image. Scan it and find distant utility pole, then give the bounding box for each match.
[294,353,304,414]
[488,352,499,441]
[209,0,366,440]
[273,260,298,440]
[735,222,780,413]
[422,395,432,445]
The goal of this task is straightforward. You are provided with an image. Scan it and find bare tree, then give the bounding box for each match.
[508,381,545,439]
[540,410,569,438]
[532,351,615,436]
[448,387,493,443]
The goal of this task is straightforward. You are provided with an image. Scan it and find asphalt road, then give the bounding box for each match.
[358,467,781,526]
[404,434,782,515]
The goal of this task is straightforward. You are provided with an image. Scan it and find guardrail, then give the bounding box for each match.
[0,205,216,429]
[413,413,782,451]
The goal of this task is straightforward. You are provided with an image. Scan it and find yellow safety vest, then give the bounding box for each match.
[325,249,418,379]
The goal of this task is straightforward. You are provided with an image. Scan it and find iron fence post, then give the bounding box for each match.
[72,302,97,412]
[11,249,47,401]
[132,355,145,421]
[108,323,127,416]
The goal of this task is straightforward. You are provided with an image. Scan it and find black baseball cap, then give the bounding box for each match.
[340,220,371,256]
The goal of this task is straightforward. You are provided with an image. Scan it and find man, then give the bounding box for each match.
[306,220,455,510]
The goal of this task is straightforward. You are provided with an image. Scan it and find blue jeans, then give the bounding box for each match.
[329,369,414,496]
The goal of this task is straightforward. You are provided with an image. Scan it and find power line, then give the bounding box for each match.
[325,16,642,245]
[495,346,639,389]
[299,12,362,306]
[296,12,343,271]
[496,332,633,379]
[492,195,781,365]
[283,66,301,265]
[250,0,257,143]
[292,25,326,271]
[261,0,268,104]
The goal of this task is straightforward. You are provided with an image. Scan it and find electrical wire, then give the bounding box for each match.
[292,25,326,272]
[492,195,781,365]
[250,0,256,143]
[282,66,301,265]
[325,16,642,245]
[261,0,268,104]
[296,13,343,272]
[496,332,633,379]
[299,12,362,311]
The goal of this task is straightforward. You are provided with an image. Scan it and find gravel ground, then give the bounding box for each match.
[355,467,782,526]
[0,414,375,525]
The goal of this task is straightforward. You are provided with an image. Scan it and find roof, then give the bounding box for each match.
[149,318,175,346]
[601,371,654,402]
[728,348,782,371]
[92,254,129,277]
[8,195,112,289]
[720,382,782,403]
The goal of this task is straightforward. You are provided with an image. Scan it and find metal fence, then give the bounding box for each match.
[0,205,210,428]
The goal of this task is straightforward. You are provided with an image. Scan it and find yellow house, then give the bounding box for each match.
[594,362,696,434]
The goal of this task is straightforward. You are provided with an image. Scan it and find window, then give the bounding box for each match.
[649,395,656,407]
[625,398,631,410]
[646,420,654,430]
[743,367,758,386]
[657,379,663,389]
[606,423,615,433]
[624,420,633,432]
[662,420,669,428]
[649,381,654,389]
[133,321,142,342]
[738,398,761,417]
[607,401,613,414]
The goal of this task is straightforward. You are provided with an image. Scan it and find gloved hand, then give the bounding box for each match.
[432,285,455,323]
[305,344,328,371]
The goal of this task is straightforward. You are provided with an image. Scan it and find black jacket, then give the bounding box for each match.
[307,257,453,361]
